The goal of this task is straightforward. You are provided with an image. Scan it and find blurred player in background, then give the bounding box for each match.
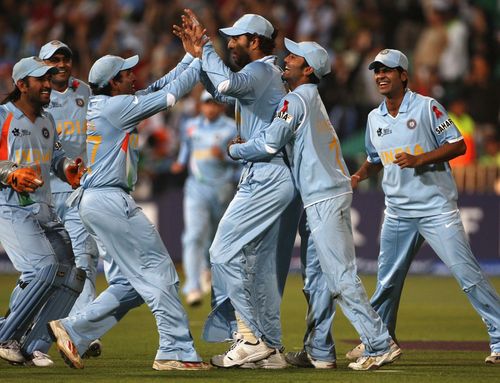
[39,40,102,358]
[48,48,210,370]
[0,57,85,367]
[229,38,400,371]
[348,49,500,365]
[171,90,239,306]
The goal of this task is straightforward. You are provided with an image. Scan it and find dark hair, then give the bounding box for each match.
[301,61,320,84]
[89,71,123,96]
[1,81,25,104]
[245,29,278,55]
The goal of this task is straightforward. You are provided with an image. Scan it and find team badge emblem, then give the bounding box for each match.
[76,98,84,107]
[12,128,20,137]
[407,119,417,129]
[42,127,50,139]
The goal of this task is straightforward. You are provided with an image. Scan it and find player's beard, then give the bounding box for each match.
[230,45,252,69]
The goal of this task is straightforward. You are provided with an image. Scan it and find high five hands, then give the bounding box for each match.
[173,9,209,58]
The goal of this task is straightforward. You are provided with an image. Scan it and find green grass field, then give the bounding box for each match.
[0,272,499,382]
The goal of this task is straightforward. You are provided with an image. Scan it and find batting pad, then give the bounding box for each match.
[21,266,86,355]
[0,263,60,342]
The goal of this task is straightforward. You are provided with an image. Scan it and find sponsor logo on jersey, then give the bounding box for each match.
[432,105,443,118]
[75,98,84,107]
[407,119,417,129]
[54,141,62,150]
[47,101,62,109]
[435,118,453,135]
[42,127,50,139]
[276,100,293,123]
[11,128,31,137]
[376,127,392,137]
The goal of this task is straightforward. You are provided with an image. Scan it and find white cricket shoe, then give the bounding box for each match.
[346,339,402,361]
[285,349,336,369]
[210,338,274,368]
[48,320,83,369]
[0,340,25,363]
[348,344,401,371]
[26,351,54,367]
[485,352,500,364]
[240,349,288,369]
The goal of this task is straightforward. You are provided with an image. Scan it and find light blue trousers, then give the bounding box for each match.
[372,210,500,352]
[75,187,201,361]
[204,162,296,349]
[305,195,392,356]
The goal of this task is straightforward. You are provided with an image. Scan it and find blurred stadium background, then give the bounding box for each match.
[0,0,498,274]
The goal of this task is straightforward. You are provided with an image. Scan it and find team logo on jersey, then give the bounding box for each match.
[12,128,20,137]
[75,98,84,107]
[376,127,392,137]
[432,105,443,119]
[42,127,50,139]
[407,119,417,129]
[276,100,293,123]
[54,141,62,150]
[435,118,453,135]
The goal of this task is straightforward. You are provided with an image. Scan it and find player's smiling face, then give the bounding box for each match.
[24,74,52,107]
[283,53,307,82]
[373,65,406,97]
[45,52,72,88]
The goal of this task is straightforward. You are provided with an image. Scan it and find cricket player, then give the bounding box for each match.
[171,90,238,306]
[229,39,400,371]
[48,51,210,371]
[0,57,86,366]
[38,40,102,358]
[179,10,298,368]
[346,49,500,364]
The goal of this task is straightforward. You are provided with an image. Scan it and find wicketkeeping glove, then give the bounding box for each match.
[64,157,87,189]
[6,167,43,193]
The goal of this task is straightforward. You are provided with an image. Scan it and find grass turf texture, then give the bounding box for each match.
[0,273,498,382]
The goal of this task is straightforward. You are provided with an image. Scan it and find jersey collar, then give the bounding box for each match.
[377,89,412,116]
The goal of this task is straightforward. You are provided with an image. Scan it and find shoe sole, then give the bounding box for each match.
[47,322,84,369]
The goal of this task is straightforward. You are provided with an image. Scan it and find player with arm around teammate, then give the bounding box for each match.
[47,51,211,371]
[0,57,86,366]
[346,49,500,364]
[228,39,401,371]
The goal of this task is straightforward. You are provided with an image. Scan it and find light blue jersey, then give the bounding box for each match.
[46,77,90,193]
[230,83,352,207]
[366,90,462,217]
[201,43,286,146]
[0,102,65,206]
[82,59,200,191]
[178,114,237,185]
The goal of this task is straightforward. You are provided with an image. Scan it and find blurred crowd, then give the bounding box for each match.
[0,0,498,195]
